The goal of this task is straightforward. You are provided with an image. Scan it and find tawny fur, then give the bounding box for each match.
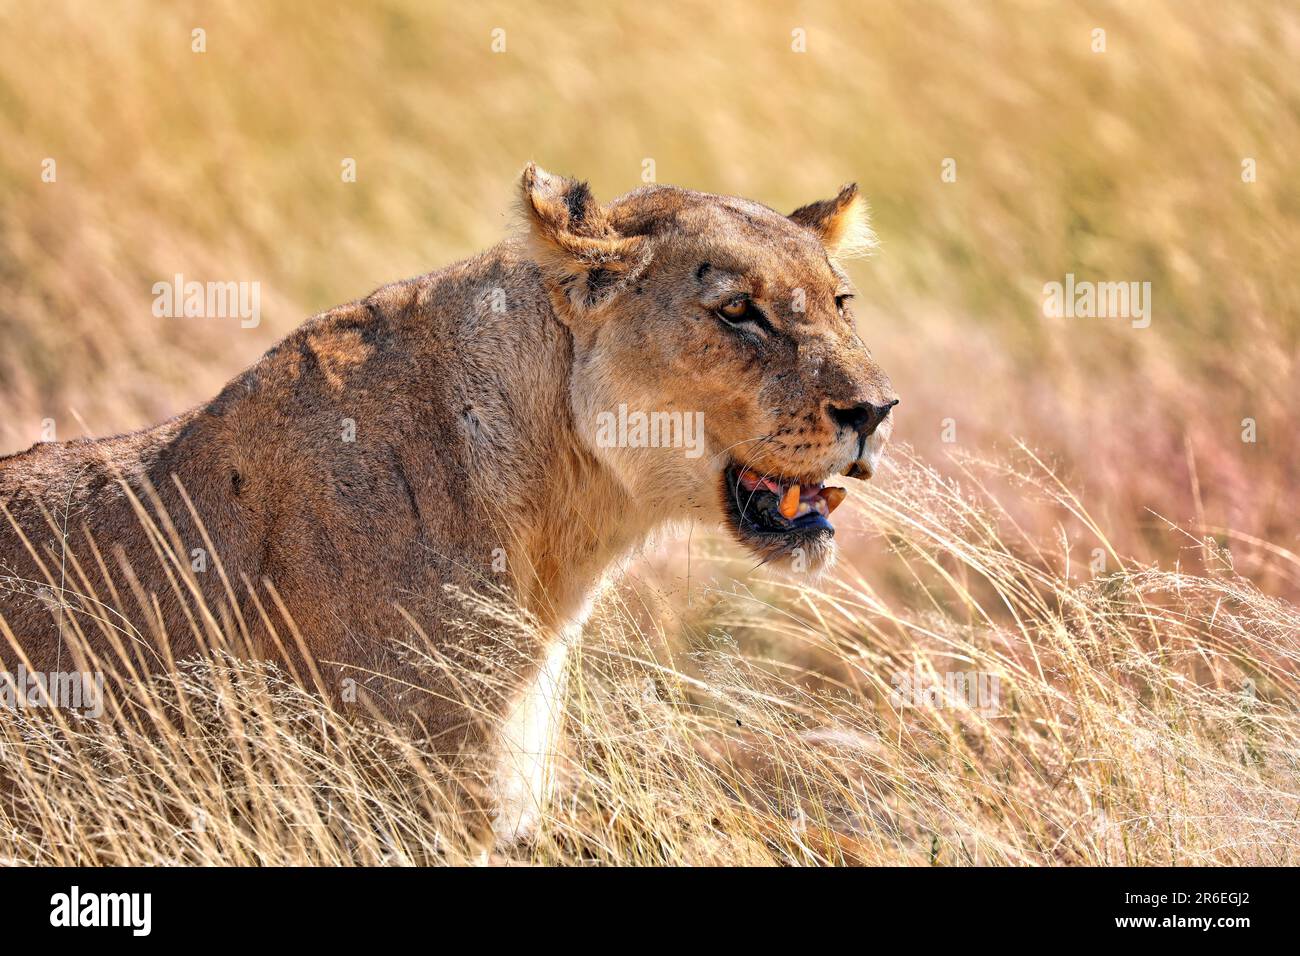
[0,165,895,841]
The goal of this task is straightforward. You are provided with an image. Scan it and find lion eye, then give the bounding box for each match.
[835,294,853,314]
[717,298,752,322]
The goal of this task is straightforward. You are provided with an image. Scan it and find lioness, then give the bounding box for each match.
[0,165,896,841]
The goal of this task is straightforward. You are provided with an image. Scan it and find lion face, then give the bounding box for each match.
[521,165,897,570]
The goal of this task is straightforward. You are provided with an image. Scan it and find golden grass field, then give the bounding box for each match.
[1,0,1298,864]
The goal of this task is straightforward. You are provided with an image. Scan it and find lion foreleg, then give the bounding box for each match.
[490,633,572,846]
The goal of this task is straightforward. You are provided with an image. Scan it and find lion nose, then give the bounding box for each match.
[827,398,898,438]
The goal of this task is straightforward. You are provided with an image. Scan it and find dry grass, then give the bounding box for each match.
[1,0,1298,865]
[2,450,1297,866]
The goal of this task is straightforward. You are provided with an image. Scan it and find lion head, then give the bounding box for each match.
[521,164,898,571]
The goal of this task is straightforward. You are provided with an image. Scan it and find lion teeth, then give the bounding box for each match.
[779,484,800,519]
[823,486,846,514]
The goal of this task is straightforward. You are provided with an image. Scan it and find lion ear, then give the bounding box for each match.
[789,183,876,259]
[519,163,642,312]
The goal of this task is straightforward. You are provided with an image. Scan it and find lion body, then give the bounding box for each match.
[0,167,895,842]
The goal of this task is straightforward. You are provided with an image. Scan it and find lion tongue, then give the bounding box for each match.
[738,468,781,493]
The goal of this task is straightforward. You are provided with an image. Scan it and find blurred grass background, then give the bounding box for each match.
[3,0,1300,867]
[1,0,1297,588]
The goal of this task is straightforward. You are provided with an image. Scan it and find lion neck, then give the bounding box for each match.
[456,243,671,631]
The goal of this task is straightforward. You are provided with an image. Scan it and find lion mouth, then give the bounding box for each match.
[721,463,847,549]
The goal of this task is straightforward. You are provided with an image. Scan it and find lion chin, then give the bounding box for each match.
[752,535,839,577]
